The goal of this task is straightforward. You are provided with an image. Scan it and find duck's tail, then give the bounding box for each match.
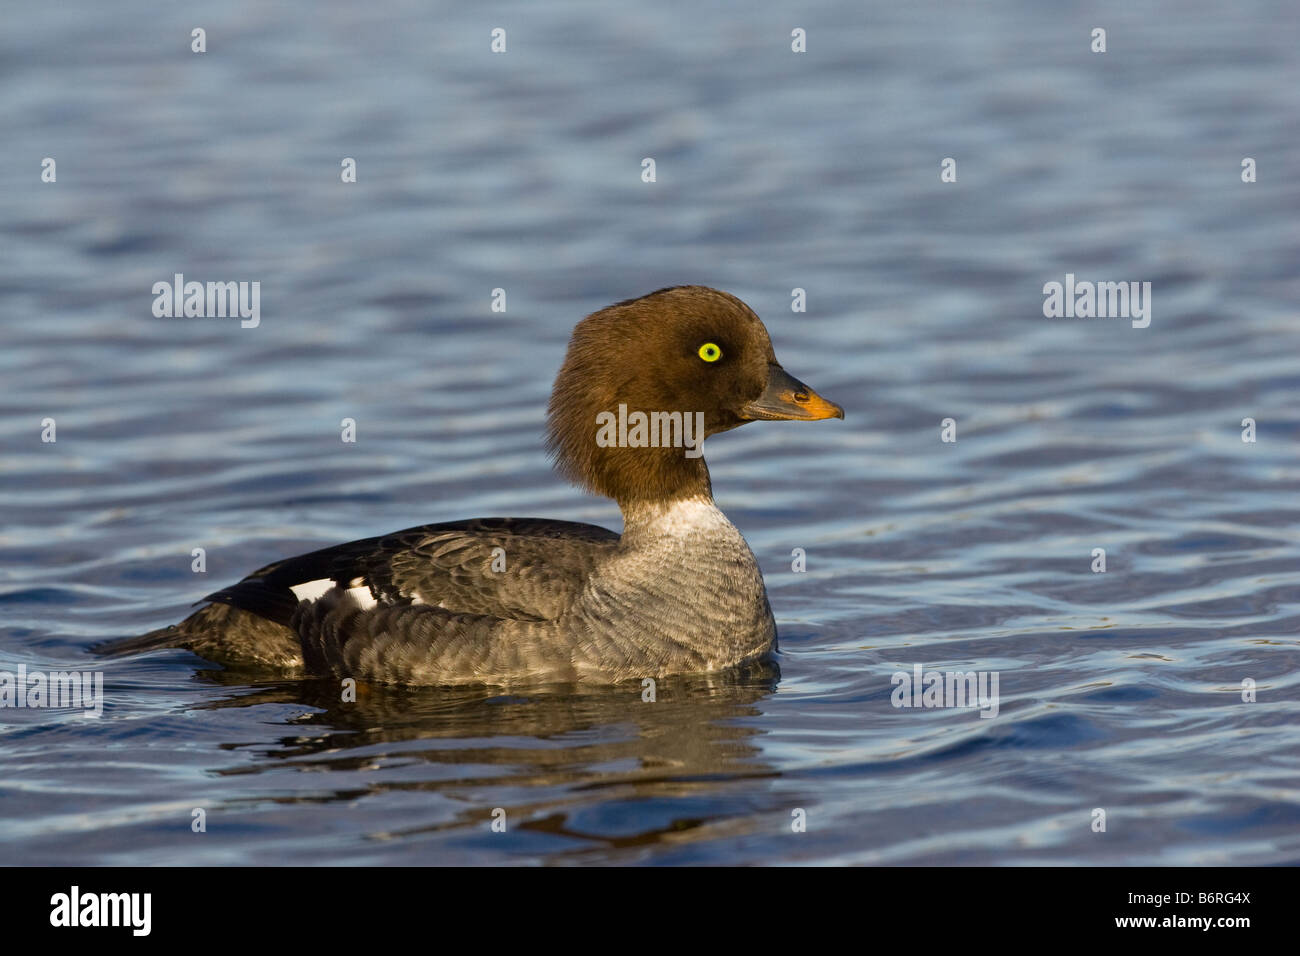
[91,602,305,671]
[92,624,188,657]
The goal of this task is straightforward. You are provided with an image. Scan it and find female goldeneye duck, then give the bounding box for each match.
[97,286,843,686]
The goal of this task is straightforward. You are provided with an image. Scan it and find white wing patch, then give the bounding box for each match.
[292,574,392,606]
[290,577,378,609]
[345,584,378,610]
[290,579,335,602]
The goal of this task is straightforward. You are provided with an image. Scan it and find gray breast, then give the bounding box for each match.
[567,497,776,682]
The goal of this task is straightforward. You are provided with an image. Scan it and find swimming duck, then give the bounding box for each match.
[98,286,843,686]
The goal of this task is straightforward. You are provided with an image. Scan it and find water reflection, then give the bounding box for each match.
[194,663,784,851]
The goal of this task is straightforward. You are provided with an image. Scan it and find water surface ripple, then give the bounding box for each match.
[1,1,1298,865]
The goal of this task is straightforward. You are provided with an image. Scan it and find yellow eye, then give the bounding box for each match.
[698,342,722,362]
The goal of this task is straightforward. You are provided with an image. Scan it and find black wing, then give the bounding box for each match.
[203,517,619,628]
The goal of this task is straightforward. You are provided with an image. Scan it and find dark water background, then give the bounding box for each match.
[2,1,1298,864]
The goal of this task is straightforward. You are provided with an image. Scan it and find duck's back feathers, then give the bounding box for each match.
[208,517,618,625]
[96,518,619,674]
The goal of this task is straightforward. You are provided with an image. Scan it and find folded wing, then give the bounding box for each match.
[204,517,619,627]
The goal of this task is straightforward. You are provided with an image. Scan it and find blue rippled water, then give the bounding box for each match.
[1,0,1298,865]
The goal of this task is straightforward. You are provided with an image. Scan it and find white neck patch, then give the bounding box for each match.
[624,496,735,539]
